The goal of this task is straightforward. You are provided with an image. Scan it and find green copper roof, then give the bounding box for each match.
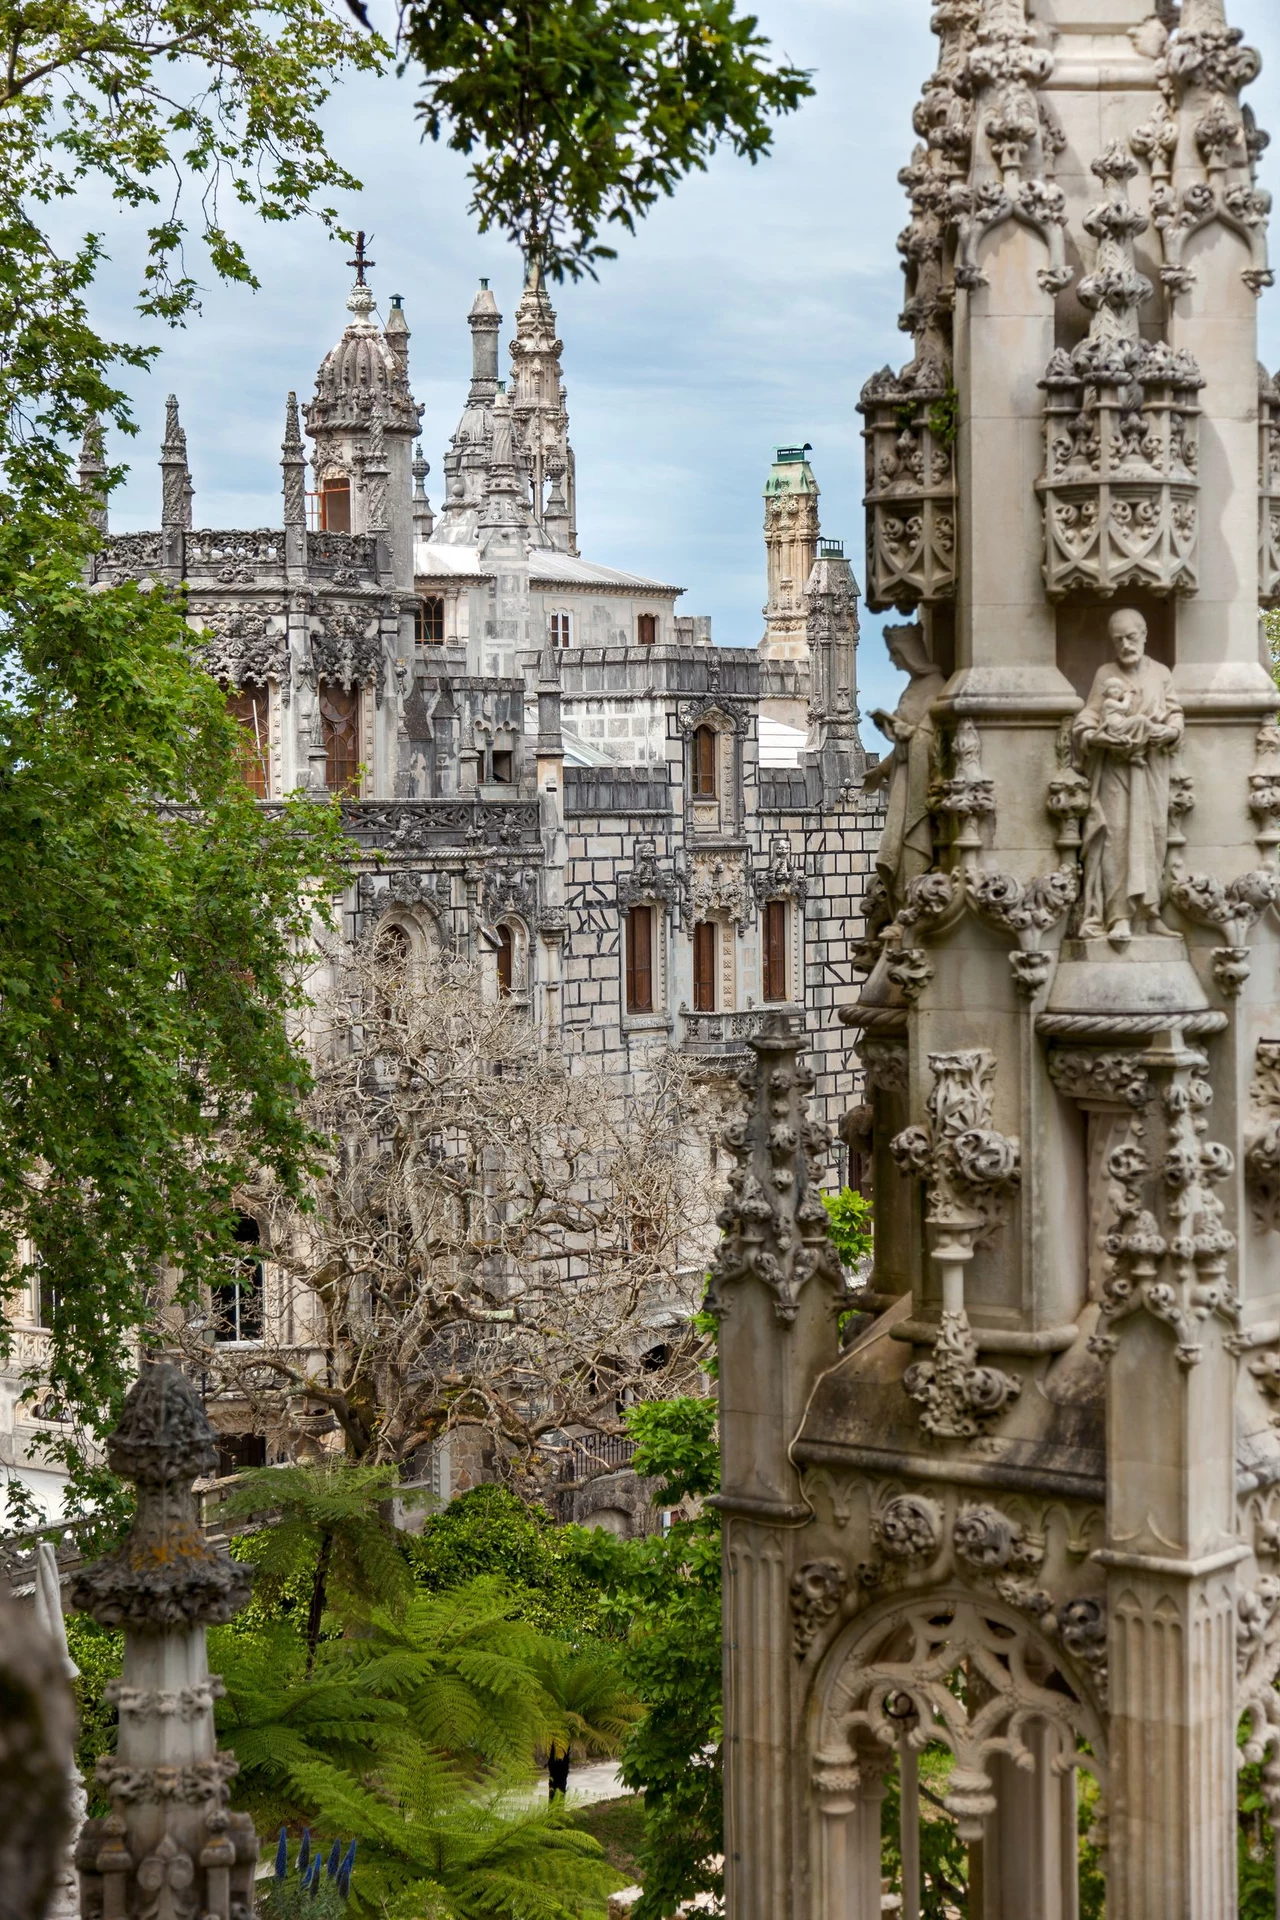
[765,442,818,496]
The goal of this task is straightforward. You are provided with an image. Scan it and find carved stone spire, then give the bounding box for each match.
[72,1365,258,1919]
[281,390,305,531]
[412,442,434,542]
[802,539,865,802]
[509,249,577,553]
[159,395,192,531]
[77,416,108,537]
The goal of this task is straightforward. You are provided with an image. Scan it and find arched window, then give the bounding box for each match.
[215,1215,265,1345]
[692,725,718,799]
[762,899,788,1003]
[496,924,515,997]
[320,477,351,533]
[320,683,360,794]
[227,685,270,798]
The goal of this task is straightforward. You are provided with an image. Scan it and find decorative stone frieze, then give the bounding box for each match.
[197,605,289,692]
[689,851,753,933]
[310,608,386,699]
[343,801,541,852]
[1037,146,1203,602]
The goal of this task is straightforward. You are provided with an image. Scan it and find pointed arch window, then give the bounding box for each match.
[320,683,360,795]
[496,924,515,997]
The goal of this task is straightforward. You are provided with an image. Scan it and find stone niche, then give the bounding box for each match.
[859,367,957,614]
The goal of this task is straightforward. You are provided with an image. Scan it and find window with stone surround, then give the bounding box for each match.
[320,477,351,533]
[637,612,657,646]
[227,685,270,798]
[762,899,788,1003]
[692,725,717,799]
[214,1215,265,1345]
[693,920,717,1012]
[496,924,515,997]
[626,905,654,1013]
[415,595,445,644]
[548,610,572,649]
[320,683,360,794]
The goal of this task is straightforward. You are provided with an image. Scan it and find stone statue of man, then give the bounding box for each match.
[1071,607,1184,946]
[864,624,947,914]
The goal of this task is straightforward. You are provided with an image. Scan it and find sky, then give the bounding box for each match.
[69,0,1280,747]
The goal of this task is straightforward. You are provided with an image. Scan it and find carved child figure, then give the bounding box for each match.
[1071,608,1184,947]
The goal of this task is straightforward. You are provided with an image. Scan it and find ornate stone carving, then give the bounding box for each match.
[791,1560,849,1658]
[752,835,808,904]
[196,605,289,692]
[346,800,541,852]
[873,1494,943,1563]
[481,863,541,931]
[1168,864,1280,951]
[677,695,751,738]
[306,528,379,583]
[359,868,451,922]
[817,1595,1104,1843]
[1038,147,1203,601]
[1091,1041,1237,1367]
[953,1503,1043,1573]
[1070,609,1186,944]
[94,532,165,581]
[902,1309,1023,1440]
[1238,1574,1280,1839]
[1245,1041,1280,1232]
[616,837,683,917]
[72,1368,251,1630]
[0,1595,76,1920]
[1249,721,1280,859]
[1261,369,1280,607]
[705,1015,846,1325]
[885,946,934,1001]
[863,626,947,914]
[688,851,752,933]
[860,1037,909,1096]
[184,529,284,580]
[311,607,386,699]
[1048,1050,1153,1110]
[891,1049,1021,1240]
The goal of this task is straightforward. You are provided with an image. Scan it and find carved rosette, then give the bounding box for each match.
[1037,145,1203,602]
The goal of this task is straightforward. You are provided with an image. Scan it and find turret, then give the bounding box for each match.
[159,394,191,574]
[435,281,504,546]
[509,251,577,553]
[761,445,820,662]
[281,390,306,568]
[802,539,865,804]
[77,416,107,537]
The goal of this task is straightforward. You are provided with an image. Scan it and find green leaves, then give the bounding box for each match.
[400,0,813,279]
[821,1186,874,1269]
[0,533,351,1500]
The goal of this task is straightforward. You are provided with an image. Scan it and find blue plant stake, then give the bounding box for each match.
[275,1829,288,1882]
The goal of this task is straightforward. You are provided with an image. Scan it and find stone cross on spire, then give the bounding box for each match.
[346,229,375,286]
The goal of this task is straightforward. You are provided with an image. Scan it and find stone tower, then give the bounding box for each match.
[717,2,1280,1915]
[509,251,578,554]
[761,444,821,661]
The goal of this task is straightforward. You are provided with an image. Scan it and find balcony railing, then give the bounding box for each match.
[679,1005,804,1058]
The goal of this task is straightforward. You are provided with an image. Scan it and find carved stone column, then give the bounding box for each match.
[72,1365,259,1919]
[1090,1032,1242,1920]
[709,1016,847,1920]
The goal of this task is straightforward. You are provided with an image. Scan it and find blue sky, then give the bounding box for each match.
[73,0,1280,746]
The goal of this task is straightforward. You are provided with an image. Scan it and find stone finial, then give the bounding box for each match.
[705,1014,845,1325]
[281,390,306,531]
[159,395,192,531]
[77,416,108,537]
[467,278,502,399]
[412,442,434,540]
[71,1365,250,1631]
[0,1598,76,1920]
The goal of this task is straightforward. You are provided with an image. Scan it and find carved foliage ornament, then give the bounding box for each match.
[891,1048,1021,1239]
[791,1560,849,1659]
[1245,1040,1280,1233]
[688,851,753,933]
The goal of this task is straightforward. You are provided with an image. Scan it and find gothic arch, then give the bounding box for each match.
[807,1589,1107,1920]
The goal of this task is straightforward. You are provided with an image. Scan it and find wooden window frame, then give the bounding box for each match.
[415,595,446,645]
[692,725,718,800]
[496,924,515,998]
[214,1215,265,1345]
[320,478,351,533]
[762,898,788,1004]
[693,920,717,1012]
[637,612,657,646]
[227,685,270,799]
[319,682,361,795]
[626,904,655,1014]
[548,611,572,649]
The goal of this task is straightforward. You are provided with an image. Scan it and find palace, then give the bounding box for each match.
[1,253,883,1521]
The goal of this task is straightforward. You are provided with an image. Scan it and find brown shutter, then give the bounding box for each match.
[693,921,717,1012]
[497,925,514,997]
[693,727,717,798]
[228,687,270,798]
[763,899,787,1002]
[626,906,654,1013]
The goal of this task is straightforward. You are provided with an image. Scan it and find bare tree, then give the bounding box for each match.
[180,939,723,1492]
